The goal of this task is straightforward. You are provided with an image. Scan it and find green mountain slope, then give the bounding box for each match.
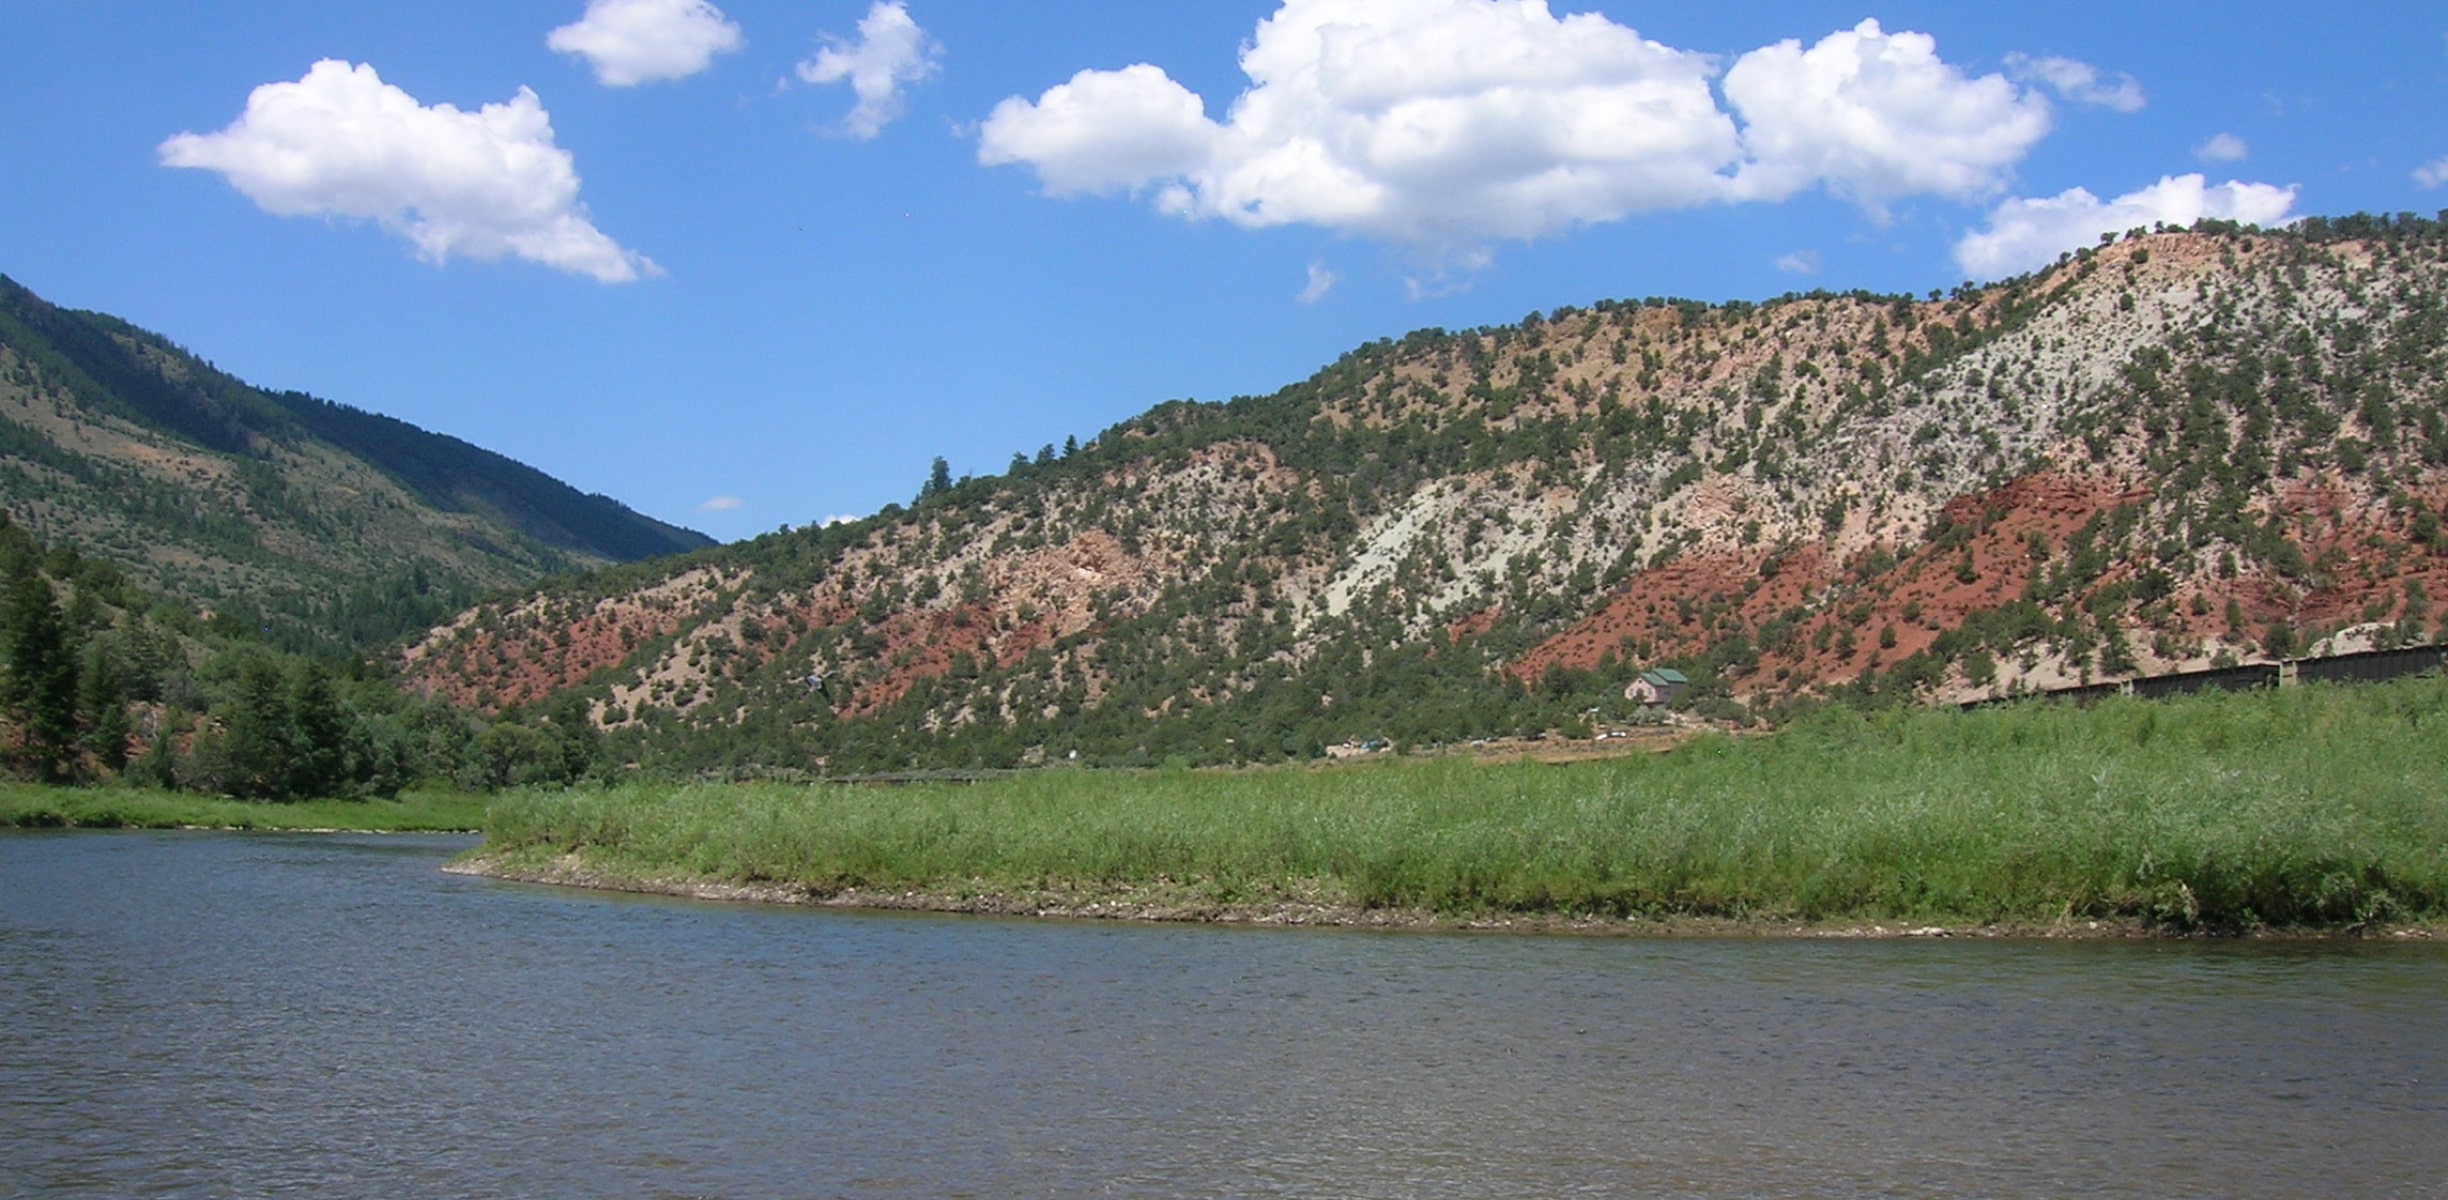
[0,507,602,794]
[0,274,711,654]
[401,214,2448,775]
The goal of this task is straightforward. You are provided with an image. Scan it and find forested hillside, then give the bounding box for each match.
[401,215,2448,774]
[0,275,711,657]
[0,510,603,794]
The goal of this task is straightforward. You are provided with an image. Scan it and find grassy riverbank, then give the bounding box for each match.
[0,787,489,832]
[470,676,2448,932]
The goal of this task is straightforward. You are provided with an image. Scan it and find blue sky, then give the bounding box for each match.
[4,1,2445,541]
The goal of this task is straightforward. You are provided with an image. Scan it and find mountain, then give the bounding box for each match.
[399,214,2448,773]
[0,275,712,654]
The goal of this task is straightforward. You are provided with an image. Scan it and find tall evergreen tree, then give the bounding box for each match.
[284,660,351,799]
[2,569,80,782]
[208,654,294,799]
[78,642,130,774]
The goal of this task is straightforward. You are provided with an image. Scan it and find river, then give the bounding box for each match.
[3,830,2443,1198]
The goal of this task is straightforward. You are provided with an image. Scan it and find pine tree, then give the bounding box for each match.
[284,660,350,799]
[78,642,129,774]
[2,568,80,782]
[919,456,954,502]
[209,654,295,799]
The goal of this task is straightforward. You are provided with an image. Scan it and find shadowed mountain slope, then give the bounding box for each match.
[0,274,711,653]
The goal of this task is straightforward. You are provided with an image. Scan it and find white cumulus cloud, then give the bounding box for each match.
[795,1,941,139]
[548,0,744,87]
[980,2,2061,258]
[160,60,658,283]
[2417,155,2448,188]
[2195,133,2249,163]
[1726,21,2054,213]
[1774,250,1821,275]
[2004,53,2145,112]
[984,0,1737,252]
[979,64,1216,196]
[1954,174,2298,278]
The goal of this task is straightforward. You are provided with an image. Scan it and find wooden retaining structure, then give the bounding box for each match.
[1969,643,2446,709]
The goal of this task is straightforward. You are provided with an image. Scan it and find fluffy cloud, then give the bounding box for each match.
[1725,22,2052,213]
[698,495,744,512]
[1774,250,1821,275]
[1954,174,2298,277]
[985,0,1736,250]
[548,0,744,87]
[2004,53,2145,112]
[978,64,1215,195]
[980,3,2059,256]
[795,1,941,139]
[160,61,658,283]
[2417,156,2448,188]
[2195,133,2250,163]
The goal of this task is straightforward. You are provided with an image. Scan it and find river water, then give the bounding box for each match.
[3,831,2443,1199]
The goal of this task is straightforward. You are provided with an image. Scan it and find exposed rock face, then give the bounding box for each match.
[402,220,2448,768]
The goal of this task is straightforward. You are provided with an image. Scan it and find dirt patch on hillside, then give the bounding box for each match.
[1507,548,1772,681]
[1501,467,2448,705]
[402,567,738,711]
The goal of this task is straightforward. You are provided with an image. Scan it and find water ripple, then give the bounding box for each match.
[3,830,2444,1198]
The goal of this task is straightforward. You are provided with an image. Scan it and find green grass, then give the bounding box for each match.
[481,677,2448,930]
[0,787,489,833]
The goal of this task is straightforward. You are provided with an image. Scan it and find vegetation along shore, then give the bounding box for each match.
[455,675,2448,937]
[0,787,486,833]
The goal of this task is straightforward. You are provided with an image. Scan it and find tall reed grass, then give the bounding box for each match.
[482,677,2448,929]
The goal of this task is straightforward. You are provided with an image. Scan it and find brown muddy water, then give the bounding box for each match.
[3,830,2444,1199]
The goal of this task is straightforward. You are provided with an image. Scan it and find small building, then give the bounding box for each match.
[1625,668,1689,707]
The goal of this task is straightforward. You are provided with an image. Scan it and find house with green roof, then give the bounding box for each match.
[1625,668,1689,707]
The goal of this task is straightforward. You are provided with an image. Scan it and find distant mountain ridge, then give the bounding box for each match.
[396,214,2448,774]
[0,274,711,653]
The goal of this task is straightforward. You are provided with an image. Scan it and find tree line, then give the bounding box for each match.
[0,510,602,798]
